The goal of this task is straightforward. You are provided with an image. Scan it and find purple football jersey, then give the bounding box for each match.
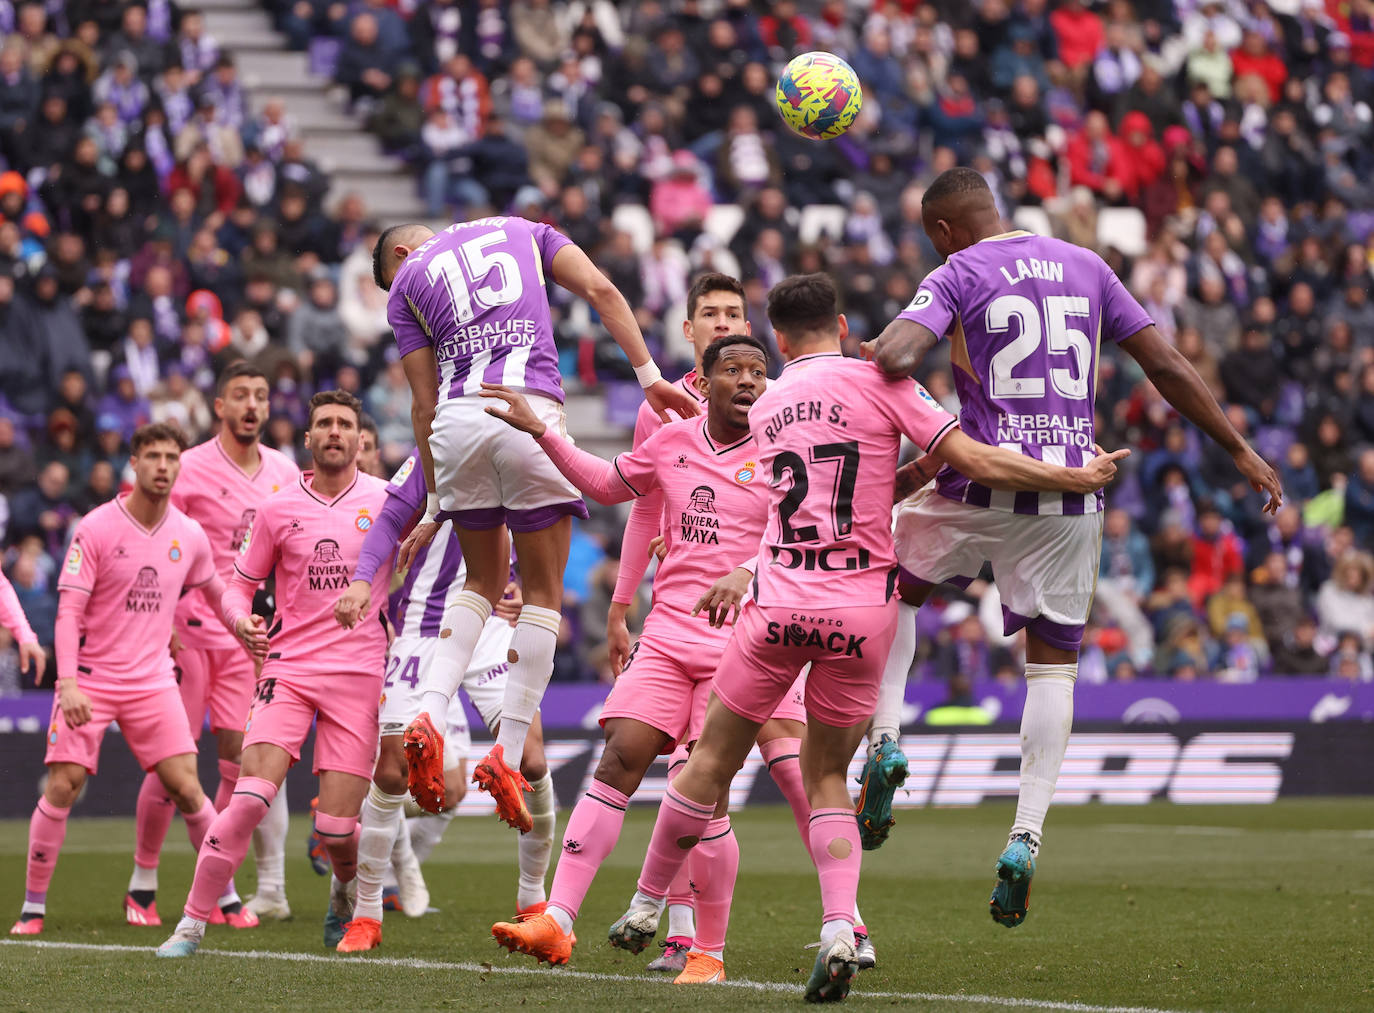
[898,231,1152,515]
[387,217,573,403]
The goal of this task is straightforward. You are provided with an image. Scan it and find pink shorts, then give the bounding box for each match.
[242,668,380,780]
[769,671,808,726]
[600,634,718,753]
[175,645,256,736]
[712,600,899,728]
[44,679,197,775]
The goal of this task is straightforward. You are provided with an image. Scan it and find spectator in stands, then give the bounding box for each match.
[1317,552,1374,650]
[8,461,73,561]
[336,12,398,110]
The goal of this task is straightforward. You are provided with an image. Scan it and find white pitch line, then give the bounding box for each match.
[0,937,1190,1013]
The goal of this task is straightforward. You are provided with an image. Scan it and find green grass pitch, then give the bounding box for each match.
[0,800,1369,1011]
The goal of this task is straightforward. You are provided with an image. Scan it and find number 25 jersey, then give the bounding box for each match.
[748,354,957,609]
[898,231,1152,516]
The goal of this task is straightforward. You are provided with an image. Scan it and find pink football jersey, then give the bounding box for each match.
[172,439,299,649]
[231,472,391,678]
[58,496,216,686]
[609,414,767,645]
[748,353,957,608]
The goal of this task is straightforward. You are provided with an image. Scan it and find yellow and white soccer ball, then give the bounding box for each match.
[775,51,863,140]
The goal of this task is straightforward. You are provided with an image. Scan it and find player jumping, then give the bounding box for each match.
[371,217,699,831]
[126,362,298,928]
[619,274,1126,1001]
[865,167,1283,929]
[329,445,556,953]
[157,391,392,957]
[12,424,225,936]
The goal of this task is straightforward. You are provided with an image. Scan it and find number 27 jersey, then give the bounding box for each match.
[749,354,958,609]
[898,231,1152,515]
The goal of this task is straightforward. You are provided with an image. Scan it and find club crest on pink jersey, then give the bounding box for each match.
[168,540,182,563]
[735,462,756,484]
[356,509,373,532]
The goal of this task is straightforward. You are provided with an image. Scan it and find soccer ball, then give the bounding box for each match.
[775,51,863,140]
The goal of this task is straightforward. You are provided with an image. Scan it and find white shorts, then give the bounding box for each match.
[430,395,588,532]
[379,617,515,758]
[893,485,1103,652]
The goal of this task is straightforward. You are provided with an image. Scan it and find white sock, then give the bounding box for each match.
[494,605,561,768]
[175,914,206,935]
[631,889,666,918]
[1011,663,1077,844]
[355,784,406,922]
[406,810,456,865]
[422,591,495,719]
[870,601,916,757]
[820,918,854,949]
[692,946,724,961]
[129,864,158,892]
[667,903,695,940]
[21,901,44,916]
[548,905,575,933]
[517,772,556,910]
[252,784,289,896]
[384,815,412,890]
[216,887,241,907]
[852,902,864,928]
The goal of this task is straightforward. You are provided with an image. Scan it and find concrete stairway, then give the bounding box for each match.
[198,0,426,220]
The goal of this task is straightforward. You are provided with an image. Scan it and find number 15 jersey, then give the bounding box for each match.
[748,354,957,609]
[387,216,573,405]
[898,231,1152,515]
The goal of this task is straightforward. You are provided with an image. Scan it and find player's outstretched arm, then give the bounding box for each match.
[548,243,699,423]
[52,590,92,724]
[861,318,941,378]
[936,430,1129,494]
[482,383,644,505]
[1119,325,1283,514]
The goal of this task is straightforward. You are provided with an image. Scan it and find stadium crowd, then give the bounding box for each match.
[0,0,1371,690]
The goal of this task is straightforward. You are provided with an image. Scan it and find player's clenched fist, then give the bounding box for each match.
[334,579,373,630]
[234,614,271,659]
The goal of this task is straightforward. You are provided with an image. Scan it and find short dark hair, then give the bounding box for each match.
[766,273,839,336]
[921,167,992,212]
[131,422,188,455]
[359,412,379,439]
[216,359,268,396]
[687,272,746,320]
[372,223,426,291]
[701,334,770,375]
[307,389,363,427]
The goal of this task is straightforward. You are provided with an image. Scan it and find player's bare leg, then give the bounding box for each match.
[159,743,292,957]
[472,521,568,831]
[990,632,1077,929]
[495,716,666,966]
[406,526,511,814]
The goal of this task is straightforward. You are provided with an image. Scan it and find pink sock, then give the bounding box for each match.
[808,808,861,924]
[214,759,240,813]
[636,786,714,899]
[25,797,70,905]
[315,811,359,883]
[183,796,217,852]
[547,780,629,921]
[691,816,739,953]
[664,754,695,910]
[134,772,175,870]
[760,738,811,859]
[184,777,276,920]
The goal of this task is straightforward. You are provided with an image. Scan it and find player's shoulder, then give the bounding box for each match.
[260,445,301,480]
[74,498,118,535]
[169,504,212,543]
[355,472,392,501]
